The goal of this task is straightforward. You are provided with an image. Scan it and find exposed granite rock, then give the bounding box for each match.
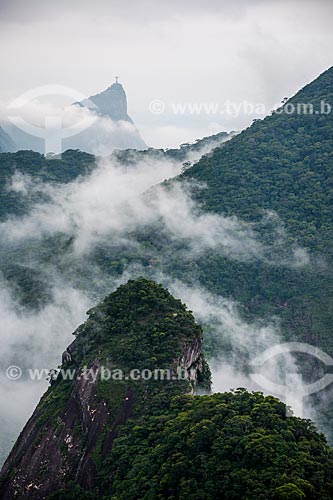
[74,80,147,151]
[82,82,133,123]
[179,336,205,387]
[0,279,211,499]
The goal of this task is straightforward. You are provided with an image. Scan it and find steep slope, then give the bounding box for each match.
[80,81,135,123]
[0,279,210,499]
[1,70,332,363]
[1,280,333,500]
[171,67,333,350]
[74,67,333,352]
[74,80,147,151]
[1,69,332,351]
[0,126,16,153]
[182,66,333,255]
[1,67,333,456]
[5,81,147,153]
[79,67,333,440]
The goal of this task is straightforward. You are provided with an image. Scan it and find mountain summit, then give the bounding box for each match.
[70,78,147,152]
[0,279,210,499]
[4,79,147,154]
[1,280,333,500]
[80,79,135,123]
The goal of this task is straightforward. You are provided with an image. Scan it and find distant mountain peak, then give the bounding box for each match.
[0,126,16,153]
[74,79,147,150]
[80,79,133,123]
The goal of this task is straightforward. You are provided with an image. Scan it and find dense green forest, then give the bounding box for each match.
[95,68,333,356]
[1,70,332,347]
[50,391,333,500]
[160,68,333,352]
[1,279,333,500]
[181,67,333,255]
[0,149,95,220]
[0,68,332,442]
[98,390,333,500]
[0,131,230,220]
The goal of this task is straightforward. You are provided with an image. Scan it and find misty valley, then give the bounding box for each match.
[0,4,333,497]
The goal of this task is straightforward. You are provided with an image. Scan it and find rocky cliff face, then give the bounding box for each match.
[4,81,147,154]
[0,279,210,499]
[82,82,133,123]
[73,80,147,151]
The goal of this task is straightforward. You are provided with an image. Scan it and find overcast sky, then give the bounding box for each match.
[0,0,332,147]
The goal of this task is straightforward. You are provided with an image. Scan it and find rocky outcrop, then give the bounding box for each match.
[4,81,147,154]
[73,80,147,151]
[0,279,211,499]
[81,81,134,123]
[0,362,107,499]
[179,336,205,387]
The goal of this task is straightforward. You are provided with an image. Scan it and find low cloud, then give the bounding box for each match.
[0,149,313,464]
[0,277,92,465]
[161,278,315,420]
[1,153,310,268]
[0,97,147,154]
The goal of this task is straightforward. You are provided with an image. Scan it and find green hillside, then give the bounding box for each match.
[182,67,333,255]
[1,280,332,500]
[0,149,95,220]
[0,70,332,351]
[168,67,333,346]
[0,69,332,442]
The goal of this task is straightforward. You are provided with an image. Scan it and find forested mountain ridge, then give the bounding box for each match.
[173,66,333,346]
[0,69,332,360]
[181,66,333,255]
[0,130,233,221]
[0,279,211,499]
[0,150,96,220]
[0,69,331,354]
[1,279,333,500]
[0,67,333,456]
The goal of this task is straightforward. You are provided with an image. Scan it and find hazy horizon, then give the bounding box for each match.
[0,0,332,148]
